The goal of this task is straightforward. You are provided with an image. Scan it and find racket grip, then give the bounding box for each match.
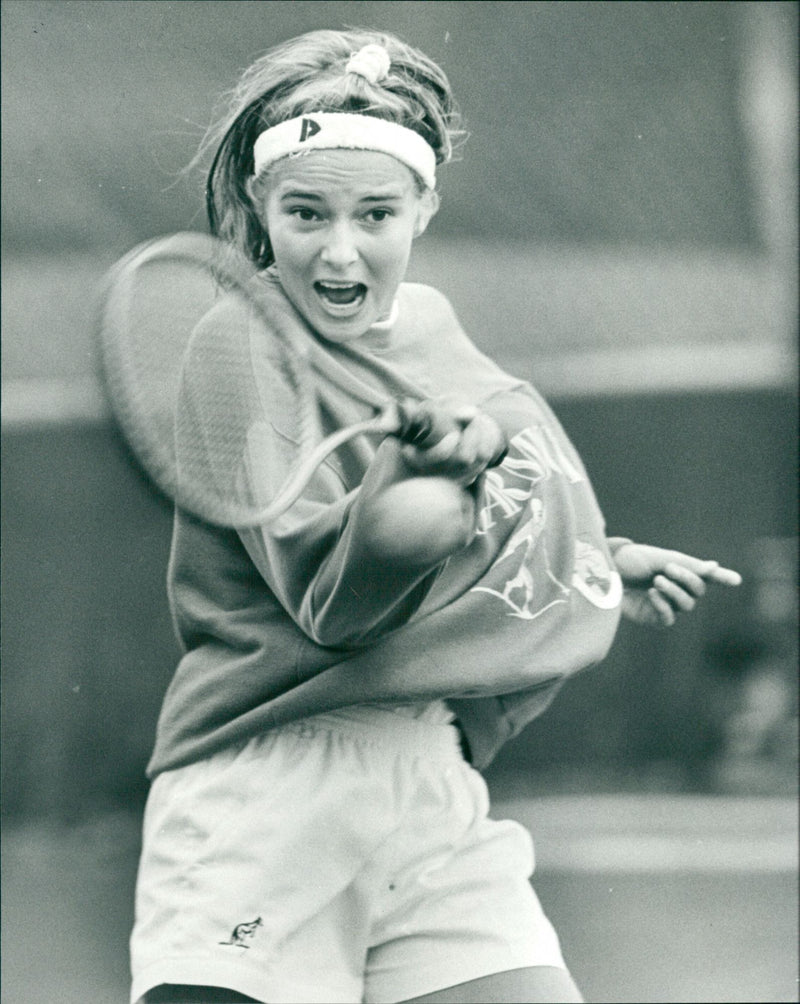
[392,399,458,449]
[390,399,508,468]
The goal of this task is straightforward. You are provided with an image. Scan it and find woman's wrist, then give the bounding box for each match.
[607,536,635,558]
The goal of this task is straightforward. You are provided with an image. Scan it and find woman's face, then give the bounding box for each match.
[255,149,438,342]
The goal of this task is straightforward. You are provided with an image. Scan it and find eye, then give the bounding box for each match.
[290,207,320,222]
[366,208,392,223]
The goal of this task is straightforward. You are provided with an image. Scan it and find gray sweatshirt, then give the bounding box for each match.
[147,275,622,776]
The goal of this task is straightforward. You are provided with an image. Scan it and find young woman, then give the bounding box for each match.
[131,30,740,1004]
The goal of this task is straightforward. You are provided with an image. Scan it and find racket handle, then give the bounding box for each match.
[389,399,508,468]
[392,399,457,449]
[267,402,507,525]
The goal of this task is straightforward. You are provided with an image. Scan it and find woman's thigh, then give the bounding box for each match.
[138,969,583,1004]
[139,984,260,1003]
[399,965,584,1004]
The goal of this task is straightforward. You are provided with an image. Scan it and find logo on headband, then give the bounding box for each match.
[299,118,321,142]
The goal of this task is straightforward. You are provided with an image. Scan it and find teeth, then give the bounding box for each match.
[315,280,365,307]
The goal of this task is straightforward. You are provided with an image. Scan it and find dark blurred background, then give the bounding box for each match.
[1,3,797,1002]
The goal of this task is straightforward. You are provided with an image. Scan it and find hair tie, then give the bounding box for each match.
[345,44,391,85]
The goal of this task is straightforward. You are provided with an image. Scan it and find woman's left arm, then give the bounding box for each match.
[610,540,742,627]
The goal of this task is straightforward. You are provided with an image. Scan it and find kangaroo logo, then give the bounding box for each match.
[299,117,321,141]
[219,916,263,949]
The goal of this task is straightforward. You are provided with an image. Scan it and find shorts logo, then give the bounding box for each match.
[299,118,321,141]
[219,916,263,948]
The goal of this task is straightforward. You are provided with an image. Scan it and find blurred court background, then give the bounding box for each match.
[2,2,797,1002]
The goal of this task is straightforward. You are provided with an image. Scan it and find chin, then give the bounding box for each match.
[314,321,371,344]
[314,308,382,342]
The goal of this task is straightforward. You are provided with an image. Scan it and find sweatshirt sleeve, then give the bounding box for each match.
[178,291,456,650]
[237,438,457,649]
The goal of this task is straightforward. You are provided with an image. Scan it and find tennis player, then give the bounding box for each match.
[130,29,741,1004]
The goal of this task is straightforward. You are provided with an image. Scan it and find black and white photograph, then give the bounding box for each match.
[2,3,797,1002]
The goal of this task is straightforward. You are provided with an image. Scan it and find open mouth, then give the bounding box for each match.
[314,280,367,312]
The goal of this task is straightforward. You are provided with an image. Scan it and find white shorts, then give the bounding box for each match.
[130,706,566,1003]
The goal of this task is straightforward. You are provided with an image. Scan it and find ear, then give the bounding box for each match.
[246,175,272,233]
[413,189,439,238]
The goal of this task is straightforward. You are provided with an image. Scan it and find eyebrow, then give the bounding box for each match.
[359,193,404,203]
[279,190,323,202]
[278,190,405,203]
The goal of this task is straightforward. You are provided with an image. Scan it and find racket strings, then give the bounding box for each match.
[101,252,228,496]
[99,233,409,529]
[174,288,321,525]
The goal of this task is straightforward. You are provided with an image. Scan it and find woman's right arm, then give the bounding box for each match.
[185,295,505,649]
[241,402,505,649]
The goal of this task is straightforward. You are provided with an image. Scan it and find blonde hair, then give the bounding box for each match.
[197,29,464,267]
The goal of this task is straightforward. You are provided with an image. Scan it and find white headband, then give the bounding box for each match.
[252,112,437,189]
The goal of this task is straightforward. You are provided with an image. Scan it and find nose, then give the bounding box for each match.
[320,222,359,269]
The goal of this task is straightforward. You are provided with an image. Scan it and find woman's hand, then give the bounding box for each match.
[613,542,742,627]
[396,398,508,486]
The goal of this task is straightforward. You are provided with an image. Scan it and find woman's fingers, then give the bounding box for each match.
[402,409,505,484]
[652,574,697,612]
[648,587,677,626]
[663,562,707,597]
[665,553,743,587]
[706,565,742,586]
[455,412,504,468]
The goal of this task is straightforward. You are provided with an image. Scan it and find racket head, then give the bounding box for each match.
[97,231,321,527]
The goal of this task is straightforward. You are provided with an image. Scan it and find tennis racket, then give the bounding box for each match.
[97,231,483,528]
